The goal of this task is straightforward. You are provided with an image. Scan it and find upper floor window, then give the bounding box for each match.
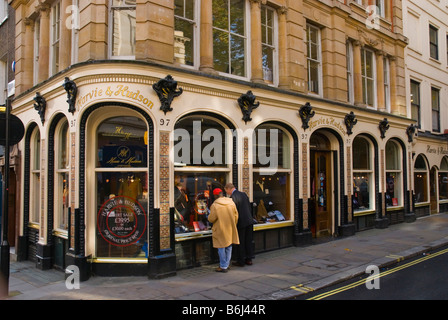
[429,25,439,60]
[51,2,61,75]
[383,57,390,112]
[0,0,8,24]
[376,0,385,18]
[431,87,440,133]
[213,0,247,78]
[110,0,136,59]
[174,0,198,67]
[306,24,322,95]
[346,42,354,104]
[361,47,376,107]
[33,19,40,85]
[410,80,420,127]
[261,5,276,84]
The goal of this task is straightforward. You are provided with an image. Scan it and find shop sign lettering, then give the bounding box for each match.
[308,117,346,135]
[77,84,154,110]
[426,145,448,155]
[97,196,147,247]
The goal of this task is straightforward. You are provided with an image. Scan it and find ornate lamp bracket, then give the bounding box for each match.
[34,92,47,125]
[153,75,183,115]
[344,111,358,136]
[406,124,417,143]
[62,77,78,115]
[298,102,315,130]
[237,90,260,124]
[379,118,390,139]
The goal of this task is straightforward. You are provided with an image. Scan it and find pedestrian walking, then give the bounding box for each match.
[208,188,240,273]
[224,183,254,267]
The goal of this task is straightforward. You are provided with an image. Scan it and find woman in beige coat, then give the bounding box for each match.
[208,188,240,272]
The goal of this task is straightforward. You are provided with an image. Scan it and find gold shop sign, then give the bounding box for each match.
[308,117,346,135]
[77,84,155,109]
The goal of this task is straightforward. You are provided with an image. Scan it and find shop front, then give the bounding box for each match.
[11,61,417,279]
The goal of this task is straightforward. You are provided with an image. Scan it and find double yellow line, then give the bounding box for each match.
[292,247,448,300]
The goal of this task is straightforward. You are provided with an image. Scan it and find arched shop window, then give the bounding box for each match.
[54,118,70,230]
[95,116,149,258]
[414,154,429,203]
[30,126,41,225]
[173,115,231,234]
[439,157,448,201]
[252,124,292,224]
[352,136,374,212]
[385,140,402,207]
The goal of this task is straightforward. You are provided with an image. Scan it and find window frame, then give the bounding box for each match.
[306,23,323,96]
[30,127,41,224]
[352,135,375,214]
[361,47,377,108]
[385,140,403,208]
[50,1,61,76]
[431,86,440,133]
[54,118,70,231]
[410,80,421,127]
[260,5,278,86]
[429,24,439,60]
[414,154,429,204]
[174,0,199,68]
[109,0,137,60]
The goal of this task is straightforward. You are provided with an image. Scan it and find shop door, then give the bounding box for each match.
[310,151,332,237]
[430,167,438,214]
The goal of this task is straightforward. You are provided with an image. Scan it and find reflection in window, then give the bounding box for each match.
[174,0,196,66]
[414,155,428,203]
[253,124,291,224]
[111,0,136,57]
[439,157,448,201]
[213,0,246,77]
[30,127,41,224]
[174,115,231,234]
[55,119,70,230]
[353,136,374,212]
[385,140,402,207]
[95,116,148,258]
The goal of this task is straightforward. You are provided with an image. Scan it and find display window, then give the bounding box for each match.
[94,116,149,258]
[385,140,402,207]
[439,157,448,201]
[252,124,291,224]
[55,118,70,230]
[173,115,232,234]
[30,126,41,224]
[352,136,374,212]
[414,154,429,203]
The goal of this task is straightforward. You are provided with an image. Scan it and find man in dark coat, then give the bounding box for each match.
[224,183,254,266]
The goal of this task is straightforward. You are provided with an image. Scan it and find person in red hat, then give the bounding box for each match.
[208,188,240,272]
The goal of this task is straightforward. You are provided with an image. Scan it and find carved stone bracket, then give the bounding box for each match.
[406,124,417,143]
[298,102,315,130]
[379,118,390,139]
[152,75,183,115]
[344,111,358,136]
[34,92,47,125]
[62,77,78,115]
[237,90,260,124]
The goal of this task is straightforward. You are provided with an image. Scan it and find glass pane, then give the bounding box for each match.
[185,0,195,20]
[414,172,428,203]
[96,172,148,257]
[112,9,136,56]
[230,0,245,35]
[308,60,320,93]
[414,155,427,169]
[174,116,227,167]
[32,173,40,222]
[97,117,147,168]
[386,141,400,170]
[253,125,289,169]
[230,34,245,76]
[34,133,41,170]
[57,172,69,229]
[366,78,375,106]
[441,157,448,170]
[59,120,70,169]
[439,172,448,200]
[174,18,194,66]
[174,172,227,233]
[213,0,228,30]
[262,45,274,83]
[353,173,371,211]
[386,172,401,207]
[253,172,290,223]
[353,137,370,170]
[174,0,184,16]
[213,29,229,73]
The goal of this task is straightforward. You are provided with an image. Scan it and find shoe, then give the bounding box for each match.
[215,267,228,273]
[245,260,253,265]
[232,261,245,267]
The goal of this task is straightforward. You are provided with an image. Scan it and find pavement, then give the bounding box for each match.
[2,213,448,301]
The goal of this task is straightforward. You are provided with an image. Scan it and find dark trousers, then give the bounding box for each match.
[234,225,254,263]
